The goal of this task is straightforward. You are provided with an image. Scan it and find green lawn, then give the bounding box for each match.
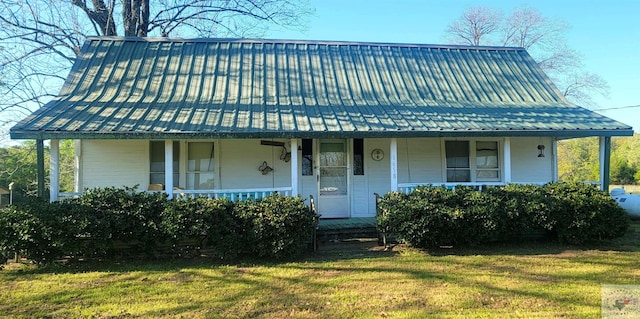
[2,223,640,318]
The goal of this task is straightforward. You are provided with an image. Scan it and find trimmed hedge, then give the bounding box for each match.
[0,187,318,264]
[378,182,630,248]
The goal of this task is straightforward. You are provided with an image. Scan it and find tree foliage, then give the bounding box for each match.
[557,134,640,185]
[444,6,609,108]
[0,140,75,201]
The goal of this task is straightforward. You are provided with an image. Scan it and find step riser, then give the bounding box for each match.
[317,227,379,242]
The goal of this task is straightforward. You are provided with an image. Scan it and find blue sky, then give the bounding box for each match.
[270,0,640,132]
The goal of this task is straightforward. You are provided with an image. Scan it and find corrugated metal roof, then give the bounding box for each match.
[10,37,633,139]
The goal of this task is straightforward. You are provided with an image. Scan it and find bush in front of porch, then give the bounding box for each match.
[0,188,318,264]
[377,182,630,248]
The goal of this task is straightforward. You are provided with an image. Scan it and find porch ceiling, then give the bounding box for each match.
[10,37,633,140]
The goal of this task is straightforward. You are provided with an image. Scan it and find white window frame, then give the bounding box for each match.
[441,139,502,183]
[186,141,216,190]
[151,140,220,191]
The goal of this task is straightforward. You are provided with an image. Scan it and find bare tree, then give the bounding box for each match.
[445,6,609,108]
[445,6,502,46]
[0,0,312,142]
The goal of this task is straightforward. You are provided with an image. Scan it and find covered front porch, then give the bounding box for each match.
[45,135,614,219]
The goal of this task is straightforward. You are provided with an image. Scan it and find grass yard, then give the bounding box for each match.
[2,223,640,318]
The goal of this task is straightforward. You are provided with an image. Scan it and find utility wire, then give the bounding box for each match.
[592,104,640,111]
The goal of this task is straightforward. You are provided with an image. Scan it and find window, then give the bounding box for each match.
[149,141,179,189]
[353,138,364,175]
[445,140,500,182]
[187,142,215,189]
[475,141,499,181]
[445,141,470,182]
[302,139,313,176]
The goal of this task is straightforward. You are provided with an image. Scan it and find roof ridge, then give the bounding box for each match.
[85,36,525,51]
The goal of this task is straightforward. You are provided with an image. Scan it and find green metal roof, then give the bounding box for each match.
[10,37,633,140]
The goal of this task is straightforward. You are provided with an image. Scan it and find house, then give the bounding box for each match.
[10,37,633,218]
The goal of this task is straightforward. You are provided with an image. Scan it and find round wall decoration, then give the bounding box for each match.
[371,148,384,161]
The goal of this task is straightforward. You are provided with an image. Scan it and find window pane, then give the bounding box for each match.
[477,170,499,179]
[188,142,214,172]
[150,173,165,186]
[445,141,469,168]
[302,139,313,176]
[320,142,346,166]
[187,172,215,189]
[150,141,164,172]
[476,141,498,169]
[320,167,347,195]
[353,138,364,175]
[447,169,471,182]
[150,141,179,188]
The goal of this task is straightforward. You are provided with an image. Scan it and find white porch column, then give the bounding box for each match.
[74,140,82,192]
[503,137,512,183]
[552,139,559,182]
[599,136,611,191]
[165,140,174,199]
[390,138,398,191]
[290,138,299,196]
[50,139,60,202]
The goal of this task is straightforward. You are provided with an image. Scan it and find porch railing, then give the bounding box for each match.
[57,187,293,202]
[169,187,293,200]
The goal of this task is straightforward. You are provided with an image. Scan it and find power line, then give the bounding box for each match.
[592,104,640,111]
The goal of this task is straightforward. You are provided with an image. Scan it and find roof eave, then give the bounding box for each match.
[10,128,634,140]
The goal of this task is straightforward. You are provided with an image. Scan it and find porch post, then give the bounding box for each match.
[49,139,59,202]
[36,139,45,198]
[503,137,511,183]
[290,139,299,196]
[599,136,611,191]
[165,140,174,199]
[552,139,559,181]
[390,138,398,191]
[74,140,82,192]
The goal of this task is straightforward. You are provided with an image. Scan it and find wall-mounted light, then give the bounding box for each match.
[537,144,546,157]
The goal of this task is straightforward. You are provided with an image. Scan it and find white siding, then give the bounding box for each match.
[360,138,392,217]
[81,140,148,189]
[218,139,291,189]
[351,175,369,217]
[510,137,554,183]
[397,138,444,184]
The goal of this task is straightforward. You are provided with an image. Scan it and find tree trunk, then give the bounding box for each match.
[123,0,149,37]
[72,0,117,36]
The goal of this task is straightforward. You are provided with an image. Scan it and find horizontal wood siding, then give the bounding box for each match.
[397,138,444,184]
[218,139,292,189]
[365,138,391,217]
[82,140,148,189]
[510,137,553,183]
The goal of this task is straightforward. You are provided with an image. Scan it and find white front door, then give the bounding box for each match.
[317,139,349,218]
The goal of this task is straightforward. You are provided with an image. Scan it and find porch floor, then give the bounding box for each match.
[316,217,379,242]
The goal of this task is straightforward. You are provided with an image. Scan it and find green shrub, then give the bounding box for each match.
[0,188,317,264]
[545,182,629,244]
[162,197,240,258]
[0,199,94,264]
[378,187,461,247]
[379,182,629,249]
[77,186,169,257]
[234,195,317,260]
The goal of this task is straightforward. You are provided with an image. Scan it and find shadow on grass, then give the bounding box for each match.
[6,221,640,276]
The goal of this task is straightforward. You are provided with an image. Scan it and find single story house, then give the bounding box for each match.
[10,37,633,218]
